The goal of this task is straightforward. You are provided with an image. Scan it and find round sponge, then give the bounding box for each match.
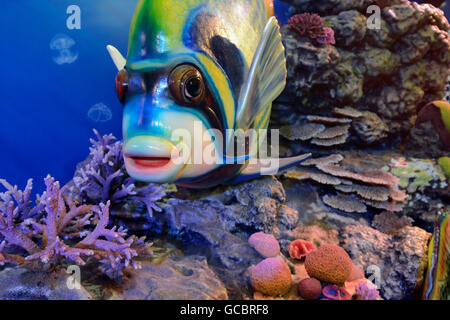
[249,258,292,296]
[248,232,280,258]
[298,278,322,300]
[304,244,352,284]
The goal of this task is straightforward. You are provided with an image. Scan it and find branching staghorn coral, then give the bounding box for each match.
[72,129,167,216]
[0,175,151,280]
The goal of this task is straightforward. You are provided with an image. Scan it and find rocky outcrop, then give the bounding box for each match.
[281,0,450,143]
[110,256,228,300]
[0,267,92,300]
[341,225,431,300]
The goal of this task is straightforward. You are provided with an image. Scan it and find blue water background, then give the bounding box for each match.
[0,1,448,194]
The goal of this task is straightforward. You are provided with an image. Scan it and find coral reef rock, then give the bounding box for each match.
[110,256,228,300]
[281,0,450,141]
[341,225,431,300]
[0,267,92,300]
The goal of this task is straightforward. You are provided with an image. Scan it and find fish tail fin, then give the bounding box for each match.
[264,0,275,17]
[422,211,450,300]
[228,153,311,185]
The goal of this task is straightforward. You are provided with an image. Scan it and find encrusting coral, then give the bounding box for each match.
[72,130,167,216]
[0,175,152,280]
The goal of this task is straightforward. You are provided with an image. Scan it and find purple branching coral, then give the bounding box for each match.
[0,175,151,280]
[288,13,336,45]
[72,129,167,216]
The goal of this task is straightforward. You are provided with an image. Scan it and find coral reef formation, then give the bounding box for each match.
[283,153,407,214]
[342,225,431,299]
[281,0,450,143]
[288,13,335,44]
[0,175,151,280]
[111,255,228,300]
[304,244,353,284]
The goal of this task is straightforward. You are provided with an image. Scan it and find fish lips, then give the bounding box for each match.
[123,136,187,183]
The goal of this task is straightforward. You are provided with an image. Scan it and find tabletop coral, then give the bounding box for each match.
[249,258,292,297]
[248,232,280,258]
[298,278,322,300]
[305,244,353,284]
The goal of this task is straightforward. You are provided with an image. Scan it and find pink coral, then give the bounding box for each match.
[354,281,380,300]
[288,13,335,45]
[248,232,280,258]
[289,239,316,260]
[316,27,336,45]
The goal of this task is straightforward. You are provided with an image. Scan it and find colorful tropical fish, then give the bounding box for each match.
[107,0,310,188]
[422,211,450,300]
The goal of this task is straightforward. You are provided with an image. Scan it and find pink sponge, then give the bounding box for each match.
[248,232,280,258]
[249,258,292,297]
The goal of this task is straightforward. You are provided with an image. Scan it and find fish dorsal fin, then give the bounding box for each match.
[236,16,287,130]
[107,45,127,71]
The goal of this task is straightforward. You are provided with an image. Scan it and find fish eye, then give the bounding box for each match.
[169,64,205,105]
[115,69,129,104]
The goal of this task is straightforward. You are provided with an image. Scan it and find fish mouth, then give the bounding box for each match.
[123,136,185,183]
[127,156,172,169]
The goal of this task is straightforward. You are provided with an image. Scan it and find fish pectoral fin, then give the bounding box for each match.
[236,16,287,130]
[240,153,312,177]
[107,45,127,71]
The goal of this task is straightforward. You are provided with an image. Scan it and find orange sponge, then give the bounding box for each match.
[304,244,352,284]
[249,258,292,296]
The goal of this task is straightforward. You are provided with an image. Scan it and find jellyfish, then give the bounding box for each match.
[50,33,79,65]
[87,103,113,122]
